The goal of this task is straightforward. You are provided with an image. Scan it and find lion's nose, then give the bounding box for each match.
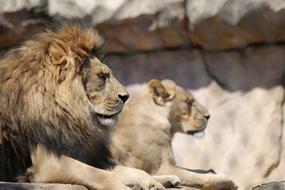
[118,93,129,103]
[204,114,210,120]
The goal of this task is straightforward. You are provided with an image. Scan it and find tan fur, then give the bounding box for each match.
[110,79,237,190]
[0,23,164,190]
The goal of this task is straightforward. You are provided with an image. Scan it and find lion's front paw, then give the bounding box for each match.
[153,175,181,187]
[113,166,165,190]
[202,175,238,190]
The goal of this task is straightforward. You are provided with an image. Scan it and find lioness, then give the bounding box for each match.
[0,24,166,190]
[110,79,237,190]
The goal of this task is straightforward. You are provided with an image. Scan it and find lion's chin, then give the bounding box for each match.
[97,114,119,127]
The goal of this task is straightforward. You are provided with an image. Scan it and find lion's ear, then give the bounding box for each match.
[47,41,70,65]
[45,41,76,82]
[149,79,175,106]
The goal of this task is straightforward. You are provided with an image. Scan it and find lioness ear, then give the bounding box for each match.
[149,79,175,106]
[161,79,176,101]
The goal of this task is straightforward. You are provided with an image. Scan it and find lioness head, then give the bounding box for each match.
[149,79,210,136]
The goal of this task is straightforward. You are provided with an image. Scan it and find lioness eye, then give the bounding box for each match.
[186,98,194,106]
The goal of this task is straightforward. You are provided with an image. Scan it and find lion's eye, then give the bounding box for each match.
[97,73,109,80]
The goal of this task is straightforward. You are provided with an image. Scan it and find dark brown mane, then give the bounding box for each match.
[0,23,112,182]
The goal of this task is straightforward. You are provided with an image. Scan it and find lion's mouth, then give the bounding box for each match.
[96,112,120,127]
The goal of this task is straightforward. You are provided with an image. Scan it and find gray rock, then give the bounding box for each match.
[105,49,211,89]
[252,181,285,190]
[0,182,87,190]
[204,46,285,91]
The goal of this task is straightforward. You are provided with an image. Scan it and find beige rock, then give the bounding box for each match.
[48,0,183,24]
[173,85,284,189]
[265,99,285,182]
[0,0,43,13]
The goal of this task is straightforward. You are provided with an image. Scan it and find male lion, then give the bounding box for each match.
[110,79,237,190]
[0,23,166,190]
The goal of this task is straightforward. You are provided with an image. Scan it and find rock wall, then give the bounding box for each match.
[0,0,285,189]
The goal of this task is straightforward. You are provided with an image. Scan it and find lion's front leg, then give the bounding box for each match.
[30,146,131,190]
[158,165,237,190]
[112,165,166,190]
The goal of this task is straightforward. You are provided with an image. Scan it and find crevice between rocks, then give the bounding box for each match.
[200,50,227,89]
[106,42,285,59]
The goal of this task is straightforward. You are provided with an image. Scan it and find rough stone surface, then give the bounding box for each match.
[0,182,192,190]
[173,86,284,190]
[1,0,285,51]
[45,0,285,51]
[47,0,184,24]
[0,0,43,13]
[204,46,285,91]
[0,9,48,49]
[0,182,88,190]
[266,102,285,183]
[252,181,285,190]
[105,50,211,89]
[97,12,189,53]
[187,0,285,50]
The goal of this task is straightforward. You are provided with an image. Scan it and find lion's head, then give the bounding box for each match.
[81,54,129,128]
[148,79,210,136]
[50,24,129,128]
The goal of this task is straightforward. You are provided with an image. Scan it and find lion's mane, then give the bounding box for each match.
[0,23,112,181]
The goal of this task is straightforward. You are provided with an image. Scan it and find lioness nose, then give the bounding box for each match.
[118,93,129,103]
[204,114,210,120]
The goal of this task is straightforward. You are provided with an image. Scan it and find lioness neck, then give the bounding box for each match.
[129,93,173,140]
